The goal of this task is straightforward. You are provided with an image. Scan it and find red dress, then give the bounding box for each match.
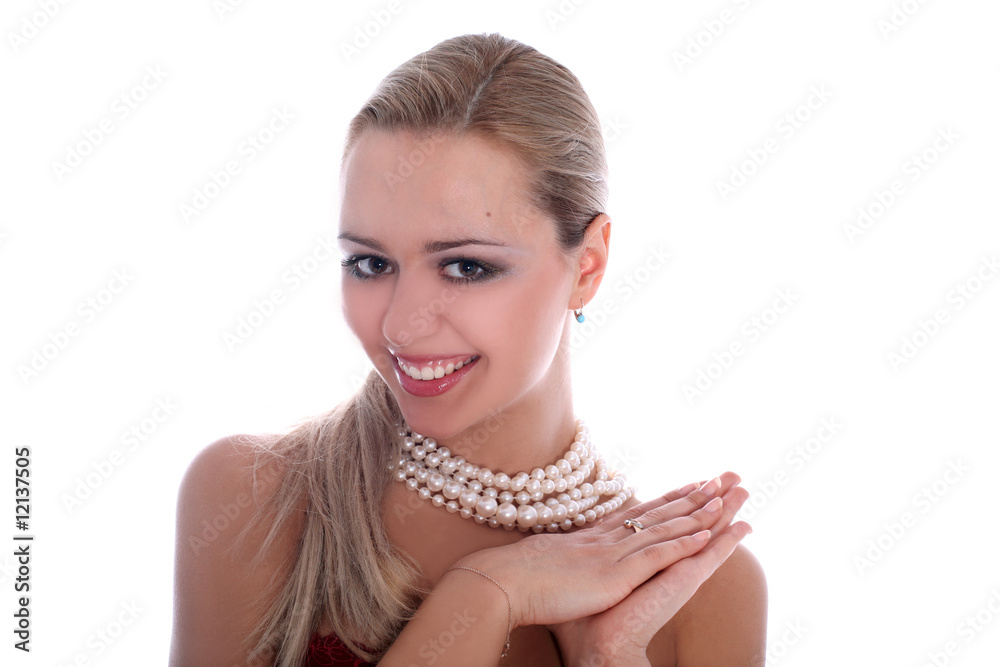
[304,633,374,667]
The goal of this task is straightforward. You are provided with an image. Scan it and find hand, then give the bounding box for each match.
[545,473,751,664]
[454,472,748,634]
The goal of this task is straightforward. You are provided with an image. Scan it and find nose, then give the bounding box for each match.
[381,276,447,349]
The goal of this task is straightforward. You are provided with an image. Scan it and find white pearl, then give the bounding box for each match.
[494,472,510,490]
[560,519,573,531]
[584,509,596,523]
[580,483,594,498]
[541,479,555,494]
[476,497,498,518]
[531,525,545,533]
[536,504,553,525]
[525,479,541,493]
[474,514,487,524]
[459,490,479,508]
[418,487,431,500]
[468,480,483,493]
[437,447,451,459]
[573,514,587,527]
[454,474,467,485]
[530,468,545,481]
[446,500,459,513]
[516,504,538,528]
[402,437,415,451]
[484,487,498,499]
[556,459,572,475]
[460,507,473,519]
[594,504,605,518]
[570,488,582,501]
[496,502,517,526]
[515,490,531,506]
[551,504,568,523]
[565,451,580,467]
[431,494,445,507]
[394,469,406,481]
[565,500,579,517]
[487,517,500,528]
[412,445,426,460]
[423,438,436,451]
[413,433,424,443]
[415,469,430,484]
[425,452,441,468]
[477,469,494,486]
[499,491,514,504]
[442,481,462,500]
[406,478,418,490]
[427,473,445,492]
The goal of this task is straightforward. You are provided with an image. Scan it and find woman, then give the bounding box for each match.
[170,33,766,666]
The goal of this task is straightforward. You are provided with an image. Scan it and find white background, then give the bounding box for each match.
[2,1,999,665]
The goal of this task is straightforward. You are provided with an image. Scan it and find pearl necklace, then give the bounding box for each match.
[392,418,635,532]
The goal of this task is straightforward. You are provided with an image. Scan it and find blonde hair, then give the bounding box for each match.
[239,32,610,665]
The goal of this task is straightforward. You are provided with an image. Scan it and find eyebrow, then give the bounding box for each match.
[337,232,508,255]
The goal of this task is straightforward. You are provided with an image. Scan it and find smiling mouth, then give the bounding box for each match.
[396,355,480,381]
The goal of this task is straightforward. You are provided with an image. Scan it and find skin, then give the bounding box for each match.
[169,129,766,666]
[338,129,767,664]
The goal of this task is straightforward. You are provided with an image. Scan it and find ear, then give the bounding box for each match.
[569,213,611,311]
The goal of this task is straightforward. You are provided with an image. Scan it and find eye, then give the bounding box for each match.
[340,254,393,280]
[443,259,486,281]
[439,258,502,284]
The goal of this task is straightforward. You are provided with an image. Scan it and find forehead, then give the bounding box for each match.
[339,130,549,246]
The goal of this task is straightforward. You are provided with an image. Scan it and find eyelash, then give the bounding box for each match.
[340,254,502,285]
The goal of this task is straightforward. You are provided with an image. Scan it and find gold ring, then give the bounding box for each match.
[623,518,644,533]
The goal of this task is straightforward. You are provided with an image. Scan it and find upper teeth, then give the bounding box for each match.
[398,355,478,381]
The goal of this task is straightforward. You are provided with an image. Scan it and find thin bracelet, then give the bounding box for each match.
[443,565,513,658]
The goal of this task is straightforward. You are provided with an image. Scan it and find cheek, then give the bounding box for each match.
[341,284,384,343]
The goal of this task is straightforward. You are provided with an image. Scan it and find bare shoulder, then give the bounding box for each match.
[170,433,306,667]
[671,543,768,666]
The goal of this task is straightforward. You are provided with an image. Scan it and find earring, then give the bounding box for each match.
[573,298,585,323]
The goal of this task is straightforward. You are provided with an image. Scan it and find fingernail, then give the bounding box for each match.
[676,482,699,495]
[693,529,711,541]
[705,497,723,512]
[698,477,721,494]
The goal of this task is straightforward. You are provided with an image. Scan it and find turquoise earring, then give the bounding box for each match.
[573,298,585,323]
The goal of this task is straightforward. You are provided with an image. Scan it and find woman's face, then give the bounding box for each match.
[338,130,581,440]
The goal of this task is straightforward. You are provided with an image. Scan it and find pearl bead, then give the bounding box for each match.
[415,469,429,484]
[427,473,445,492]
[515,490,531,506]
[477,469,494,486]
[459,490,479,508]
[423,438,436,451]
[487,517,499,528]
[431,494,445,507]
[474,514,487,524]
[437,447,450,459]
[418,487,431,500]
[412,433,424,443]
[446,500,459,513]
[541,479,555,494]
[425,452,441,468]
[412,445,426,460]
[406,478,418,490]
[442,481,462,500]
[536,504,553,525]
[494,472,510,490]
[566,451,580,467]
[525,479,541,493]
[499,491,514,504]
[402,437,415,451]
[516,504,538,528]
[584,509,596,523]
[476,497,498,518]
[530,468,545,481]
[460,507,473,519]
[496,502,517,526]
[468,480,483,493]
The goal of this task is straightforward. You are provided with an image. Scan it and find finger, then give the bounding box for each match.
[616,521,752,647]
[624,495,725,551]
[704,484,750,539]
[592,480,701,533]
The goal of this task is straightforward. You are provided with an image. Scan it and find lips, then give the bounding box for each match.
[392,353,481,398]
